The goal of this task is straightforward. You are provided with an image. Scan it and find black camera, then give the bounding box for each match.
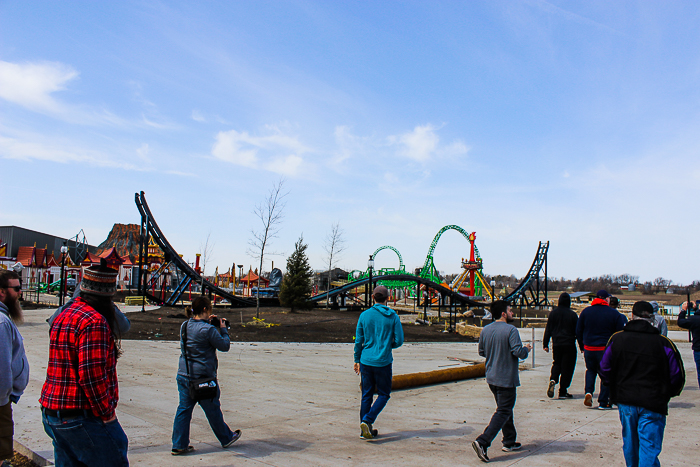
[209,316,229,329]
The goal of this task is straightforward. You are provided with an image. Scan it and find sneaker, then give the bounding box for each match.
[472,440,490,463]
[171,446,194,455]
[547,380,556,398]
[360,421,374,440]
[558,392,573,399]
[502,442,522,452]
[584,393,593,407]
[223,429,242,448]
[598,403,612,410]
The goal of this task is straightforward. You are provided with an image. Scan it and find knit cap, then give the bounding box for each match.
[80,259,118,297]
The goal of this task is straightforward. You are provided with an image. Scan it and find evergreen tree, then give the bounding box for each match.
[279,235,314,313]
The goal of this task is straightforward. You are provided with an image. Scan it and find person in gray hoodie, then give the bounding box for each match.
[0,270,29,467]
[472,300,531,463]
[648,301,668,337]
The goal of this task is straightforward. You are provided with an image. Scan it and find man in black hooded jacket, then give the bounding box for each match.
[543,293,578,399]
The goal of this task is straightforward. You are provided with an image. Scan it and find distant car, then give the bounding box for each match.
[66,277,77,291]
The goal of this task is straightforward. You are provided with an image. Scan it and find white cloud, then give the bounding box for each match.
[387,124,468,163]
[0,135,139,170]
[390,124,439,162]
[0,60,78,113]
[136,143,150,161]
[211,126,309,172]
[265,154,303,176]
[191,109,206,122]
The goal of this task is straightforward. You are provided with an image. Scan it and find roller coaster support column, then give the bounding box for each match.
[366,255,374,309]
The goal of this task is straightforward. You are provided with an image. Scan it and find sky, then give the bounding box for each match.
[1,1,699,285]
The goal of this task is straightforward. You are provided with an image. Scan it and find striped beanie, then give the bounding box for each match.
[81,259,118,297]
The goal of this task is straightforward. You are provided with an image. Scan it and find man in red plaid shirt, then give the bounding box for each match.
[40,261,129,466]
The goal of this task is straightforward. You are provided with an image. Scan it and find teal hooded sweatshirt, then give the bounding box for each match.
[354,304,404,367]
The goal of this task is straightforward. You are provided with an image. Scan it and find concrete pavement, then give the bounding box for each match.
[13,308,700,466]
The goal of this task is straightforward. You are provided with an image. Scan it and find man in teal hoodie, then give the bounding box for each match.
[353,285,404,440]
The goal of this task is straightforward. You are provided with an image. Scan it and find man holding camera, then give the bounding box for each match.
[600,301,684,467]
[678,300,700,388]
[0,270,29,467]
[353,285,404,440]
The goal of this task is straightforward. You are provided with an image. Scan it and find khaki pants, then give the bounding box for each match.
[0,401,13,460]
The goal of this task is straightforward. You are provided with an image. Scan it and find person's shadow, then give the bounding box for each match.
[368,425,475,444]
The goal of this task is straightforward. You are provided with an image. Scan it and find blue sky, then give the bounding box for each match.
[1,1,698,284]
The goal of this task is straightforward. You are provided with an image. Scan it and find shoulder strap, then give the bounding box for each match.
[181,320,193,378]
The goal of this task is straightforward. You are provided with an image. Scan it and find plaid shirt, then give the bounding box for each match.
[40,297,119,421]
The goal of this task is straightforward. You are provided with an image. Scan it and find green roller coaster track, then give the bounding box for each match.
[372,245,404,271]
[420,225,478,282]
[346,225,486,295]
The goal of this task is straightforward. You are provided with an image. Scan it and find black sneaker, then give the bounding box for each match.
[598,403,613,410]
[171,446,194,456]
[223,429,242,448]
[558,392,573,399]
[360,421,374,440]
[502,442,522,452]
[472,440,490,463]
[547,380,556,398]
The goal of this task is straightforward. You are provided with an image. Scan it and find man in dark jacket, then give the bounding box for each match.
[677,300,700,388]
[576,289,627,409]
[543,293,578,399]
[600,301,684,467]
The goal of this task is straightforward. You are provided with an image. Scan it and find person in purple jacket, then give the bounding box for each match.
[575,289,627,409]
[600,301,684,467]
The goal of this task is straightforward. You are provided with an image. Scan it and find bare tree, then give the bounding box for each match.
[323,222,346,308]
[248,179,287,318]
[199,232,215,290]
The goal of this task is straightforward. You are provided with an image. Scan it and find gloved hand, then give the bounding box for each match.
[9,394,20,404]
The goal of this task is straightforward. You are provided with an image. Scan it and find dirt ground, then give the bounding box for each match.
[8,451,39,467]
[123,306,480,343]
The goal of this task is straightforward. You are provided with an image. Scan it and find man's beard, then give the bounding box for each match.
[5,295,23,324]
[505,314,515,323]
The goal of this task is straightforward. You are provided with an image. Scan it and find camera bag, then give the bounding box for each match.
[181,320,218,401]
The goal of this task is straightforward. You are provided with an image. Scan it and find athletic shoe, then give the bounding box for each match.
[558,392,573,399]
[360,421,374,440]
[223,429,242,448]
[171,446,194,455]
[472,440,490,463]
[502,442,522,452]
[584,393,593,407]
[547,380,556,398]
[598,403,613,410]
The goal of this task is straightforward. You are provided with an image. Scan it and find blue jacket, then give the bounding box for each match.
[576,300,627,351]
[354,304,404,367]
[178,318,230,379]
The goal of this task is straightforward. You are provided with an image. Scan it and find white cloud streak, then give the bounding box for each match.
[0,60,78,113]
[211,126,309,175]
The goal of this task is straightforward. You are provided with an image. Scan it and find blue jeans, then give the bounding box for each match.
[476,385,517,448]
[42,409,129,466]
[584,350,610,404]
[618,404,666,467]
[694,351,700,388]
[172,374,235,450]
[360,363,392,425]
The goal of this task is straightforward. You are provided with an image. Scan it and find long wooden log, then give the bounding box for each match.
[391,363,486,390]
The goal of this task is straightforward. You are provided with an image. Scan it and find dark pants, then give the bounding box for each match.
[476,385,517,448]
[172,374,235,450]
[360,363,392,425]
[550,344,577,394]
[584,350,610,404]
[0,402,12,460]
[42,409,129,467]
